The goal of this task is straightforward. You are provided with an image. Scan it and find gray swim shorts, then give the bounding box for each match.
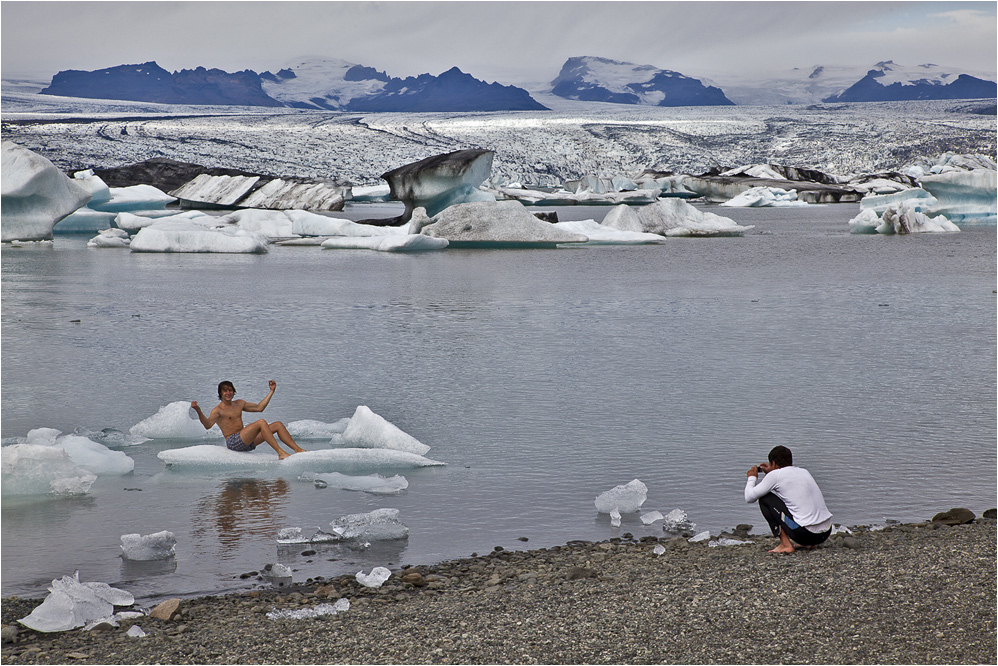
[225,431,256,452]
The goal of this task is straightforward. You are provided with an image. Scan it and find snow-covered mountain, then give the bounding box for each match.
[822,61,997,103]
[550,56,734,107]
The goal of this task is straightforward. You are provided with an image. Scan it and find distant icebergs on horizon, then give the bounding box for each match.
[719,186,810,208]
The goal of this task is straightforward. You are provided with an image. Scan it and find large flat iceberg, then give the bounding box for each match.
[417,200,589,247]
[158,446,444,471]
[129,219,269,253]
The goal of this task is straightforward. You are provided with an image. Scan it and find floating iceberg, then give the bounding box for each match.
[116,210,209,232]
[276,526,340,545]
[640,510,664,525]
[158,446,444,471]
[661,508,696,532]
[594,479,648,514]
[330,508,409,541]
[330,405,431,455]
[300,471,409,495]
[553,218,664,244]
[321,234,448,252]
[350,184,391,202]
[18,571,134,633]
[2,141,92,241]
[87,228,131,248]
[131,401,220,440]
[130,219,269,253]
[73,427,150,447]
[719,187,809,207]
[24,429,134,476]
[355,567,392,588]
[215,209,295,238]
[850,201,959,235]
[919,168,997,224]
[285,209,409,237]
[858,188,937,215]
[602,199,753,237]
[417,200,588,247]
[57,182,176,233]
[120,531,177,560]
[288,418,350,440]
[1,443,98,496]
[267,598,349,620]
[381,149,496,221]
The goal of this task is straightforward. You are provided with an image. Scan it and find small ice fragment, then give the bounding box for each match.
[277,527,303,541]
[662,508,695,532]
[831,524,852,535]
[266,597,350,620]
[269,563,292,578]
[610,509,622,527]
[688,531,711,543]
[594,479,647,514]
[329,508,409,541]
[84,616,118,630]
[356,567,392,588]
[120,531,176,560]
[653,544,666,555]
[127,625,147,638]
[708,538,751,548]
[640,510,664,525]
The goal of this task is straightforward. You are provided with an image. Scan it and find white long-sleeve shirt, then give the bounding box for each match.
[745,465,833,532]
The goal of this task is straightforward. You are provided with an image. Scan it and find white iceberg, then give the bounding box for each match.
[321,234,448,252]
[355,567,392,588]
[350,184,391,202]
[2,141,92,241]
[594,479,648,514]
[58,183,177,233]
[120,531,177,560]
[851,200,960,235]
[130,219,269,253]
[719,187,809,207]
[382,149,496,221]
[859,188,937,215]
[215,209,296,238]
[1,443,98,496]
[24,429,134,476]
[602,200,753,237]
[287,418,350,440]
[300,471,409,495]
[158,446,444,471]
[417,200,589,247]
[18,571,134,633]
[553,218,664,245]
[330,405,430,455]
[131,401,220,439]
[330,508,409,541]
[919,168,997,224]
[285,209,410,237]
[87,228,131,248]
[116,210,209,232]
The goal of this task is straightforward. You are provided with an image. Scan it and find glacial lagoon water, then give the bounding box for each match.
[2,203,995,605]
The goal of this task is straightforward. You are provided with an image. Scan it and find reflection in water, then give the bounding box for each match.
[192,478,291,559]
[120,557,178,581]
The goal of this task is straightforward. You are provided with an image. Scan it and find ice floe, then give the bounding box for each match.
[330,508,409,541]
[158,446,444,471]
[594,479,648,514]
[1,443,98,496]
[87,228,131,248]
[120,531,177,560]
[58,179,177,233]
[285,209,410,237]
[300,471,409,495]
[329,405,431,455]
[18,571,135,633]
[417,200,589,247]
[321,234,448,252]
[129,218,270,253]
[849,200,959,234]
[552,218,664,244]
[2,141,92,241]
[24,428,134,476]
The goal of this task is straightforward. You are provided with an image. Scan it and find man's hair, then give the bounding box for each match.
[768,445,793,468]
[218,381,235,399]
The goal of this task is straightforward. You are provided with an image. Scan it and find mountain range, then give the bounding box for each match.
[36,56,997,110]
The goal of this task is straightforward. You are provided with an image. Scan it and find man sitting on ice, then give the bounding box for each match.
[192,380,306,460]
[745,445,833,554]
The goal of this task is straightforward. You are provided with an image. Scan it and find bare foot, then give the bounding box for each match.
[277,452,291,460]
[768,545,795,555]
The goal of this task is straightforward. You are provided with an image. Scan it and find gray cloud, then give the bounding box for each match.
[2,1,995,83]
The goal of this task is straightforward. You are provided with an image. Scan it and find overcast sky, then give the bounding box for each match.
[2,1,995,85]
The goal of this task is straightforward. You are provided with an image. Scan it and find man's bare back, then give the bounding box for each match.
[192,380,306,460]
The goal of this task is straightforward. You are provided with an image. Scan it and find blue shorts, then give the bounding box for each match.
[225,432,256,452]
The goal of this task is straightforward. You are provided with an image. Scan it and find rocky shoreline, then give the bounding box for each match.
[2,516,995,665]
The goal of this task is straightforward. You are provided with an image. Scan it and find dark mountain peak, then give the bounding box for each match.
[344,64,389,82]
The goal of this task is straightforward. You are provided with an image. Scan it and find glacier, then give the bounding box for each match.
[1,141,92,241]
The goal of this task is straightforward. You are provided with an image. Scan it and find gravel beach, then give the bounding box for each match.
[2,517,995,665]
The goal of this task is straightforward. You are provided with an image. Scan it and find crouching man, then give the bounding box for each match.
[745,445,832,554]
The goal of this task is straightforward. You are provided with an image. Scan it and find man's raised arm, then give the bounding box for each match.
[243,380,277,413]
[191,401,217,430]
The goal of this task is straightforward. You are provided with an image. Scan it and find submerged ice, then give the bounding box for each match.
[300,471,409,494]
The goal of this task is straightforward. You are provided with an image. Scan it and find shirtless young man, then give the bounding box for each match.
[191,380,306,460]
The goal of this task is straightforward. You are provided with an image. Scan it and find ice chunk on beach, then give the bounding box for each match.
[688,531,711,543]
[25,429,134,475]
[2,141,92,242]
[131,401,219,439]
[321,234,448,252]
[719,187,809,207]
[708,538,751,547]
[300,471,408,495]
[330,405,431,455]
[18,572,134,633]
[129,219,269,253]
[653,544,666,555]
[1,443,98,496]
[127,625,147,638]
[553,218,664,244]
[595,479,648,514]
[355,567,392,588]
[87,227,131,248]
[267,598,349,620]
[662,508,695,532]
[288,418,350,440]
[158,445,444,471]
[330,508,409,541]
[120,531,177,561]
[417,200,589,246]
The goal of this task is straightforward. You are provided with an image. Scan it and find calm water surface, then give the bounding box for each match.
[2,203,995,603]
